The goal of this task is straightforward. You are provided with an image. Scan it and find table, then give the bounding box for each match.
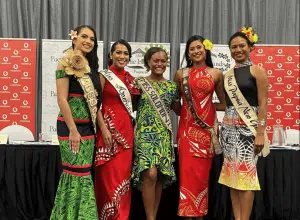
[0,144,299,220]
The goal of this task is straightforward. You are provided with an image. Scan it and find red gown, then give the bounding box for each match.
[177,66,216,217]
[94,65,139,220]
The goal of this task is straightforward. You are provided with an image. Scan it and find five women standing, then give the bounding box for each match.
[51,26,269,220]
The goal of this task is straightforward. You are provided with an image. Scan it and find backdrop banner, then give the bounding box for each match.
[41,39,104,141]
[0,38,37,140]
[252,45,300,138]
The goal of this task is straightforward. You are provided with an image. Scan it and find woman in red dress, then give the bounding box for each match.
[174,35,225,220]
[94,39,139,220]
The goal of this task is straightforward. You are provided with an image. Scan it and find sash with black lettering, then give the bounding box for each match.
[182,68,221,154]
[134,77,175,161]
[224,68,270,157]
[78,74,98,133]
[101,69,135,119]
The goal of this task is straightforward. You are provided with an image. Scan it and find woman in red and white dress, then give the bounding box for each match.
[174,35,225,220]
[94,39,139,220]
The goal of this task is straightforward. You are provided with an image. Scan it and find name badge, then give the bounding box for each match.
[0,134,9,144]
[51,135,59,145]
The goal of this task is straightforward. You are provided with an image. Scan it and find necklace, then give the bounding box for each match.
[235,61,253,68]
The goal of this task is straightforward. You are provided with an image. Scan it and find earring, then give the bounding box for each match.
[188,57,192,65]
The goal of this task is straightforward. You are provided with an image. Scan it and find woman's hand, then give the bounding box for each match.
[101,127,113,148]
[69,129,81,154]
[254,133,264,155]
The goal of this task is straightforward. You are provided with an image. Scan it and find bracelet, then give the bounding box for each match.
[257,119,266,127]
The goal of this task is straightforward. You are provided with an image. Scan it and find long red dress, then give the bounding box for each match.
[177,66,216,217]
[94,65,139,220]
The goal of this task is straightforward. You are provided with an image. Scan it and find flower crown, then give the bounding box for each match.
[203,39,213,51]
[68,30,78,40]
[239,26,258,44]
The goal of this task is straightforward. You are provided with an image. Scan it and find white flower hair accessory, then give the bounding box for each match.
[68,30,78,40]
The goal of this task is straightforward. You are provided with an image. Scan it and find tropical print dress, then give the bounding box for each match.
[132,80,179,190]
[219,65,261,190]
[177,66,216,217]
[50,70,101,220]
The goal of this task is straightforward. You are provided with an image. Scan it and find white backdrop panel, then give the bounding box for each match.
[41,39,103,141]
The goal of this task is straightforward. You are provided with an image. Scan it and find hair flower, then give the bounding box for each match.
[203,39,213,51]
[68,30,78,40]
[239,26,258,43]
[59,49,90,78]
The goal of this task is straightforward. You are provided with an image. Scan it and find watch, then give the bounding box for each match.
[258,119,266,126]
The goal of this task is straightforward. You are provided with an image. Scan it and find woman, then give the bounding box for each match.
[174,35,225,220]
[50,25,101,220]
[94,39,139,220]
[218,27,269,220]
[132,47,181,220]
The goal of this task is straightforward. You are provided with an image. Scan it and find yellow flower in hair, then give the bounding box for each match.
[252,34,258,43]
[203,39,213,51]
[239,26,259,43]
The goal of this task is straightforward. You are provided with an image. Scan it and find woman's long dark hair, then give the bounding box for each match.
[182,35,214,68]
[72,25,99,75]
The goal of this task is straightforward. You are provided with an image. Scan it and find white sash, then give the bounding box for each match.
[224,68,270,157]
[101,69,135,119]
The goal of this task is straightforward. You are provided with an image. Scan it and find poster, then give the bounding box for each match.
[252,45,300,138]
[0,38,36,140]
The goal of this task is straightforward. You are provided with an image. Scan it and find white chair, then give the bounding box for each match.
[0,125,34,142]
[285,129,300,145]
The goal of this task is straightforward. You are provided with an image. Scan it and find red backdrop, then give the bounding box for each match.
[252,45,300,139]
[0,39,36,136]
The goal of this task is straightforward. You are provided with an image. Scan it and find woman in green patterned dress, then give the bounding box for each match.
[50,25,101,220]
[132,47,181,220]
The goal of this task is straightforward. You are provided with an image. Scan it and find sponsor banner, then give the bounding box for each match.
[41,39,104,140]
[252,45,300,140]
[0,38,36,140]
[111,42,171,80]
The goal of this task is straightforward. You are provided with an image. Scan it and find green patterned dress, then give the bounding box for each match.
[132,80,179,190]
[50,70,100,220]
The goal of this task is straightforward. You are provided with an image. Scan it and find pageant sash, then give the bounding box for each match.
[134,77,175,161]
[77,74,98,133]
[182,68,221,154]
[224,68,270,157]
[101,69,135,119]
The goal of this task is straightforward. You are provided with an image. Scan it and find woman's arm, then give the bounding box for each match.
[173,70,182,98]
[96,73,112,148]
[252,65,268,154]
[56,64,81,154]
[214,69,226,111]
[172,70,182,116]
[171,102,181,116]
